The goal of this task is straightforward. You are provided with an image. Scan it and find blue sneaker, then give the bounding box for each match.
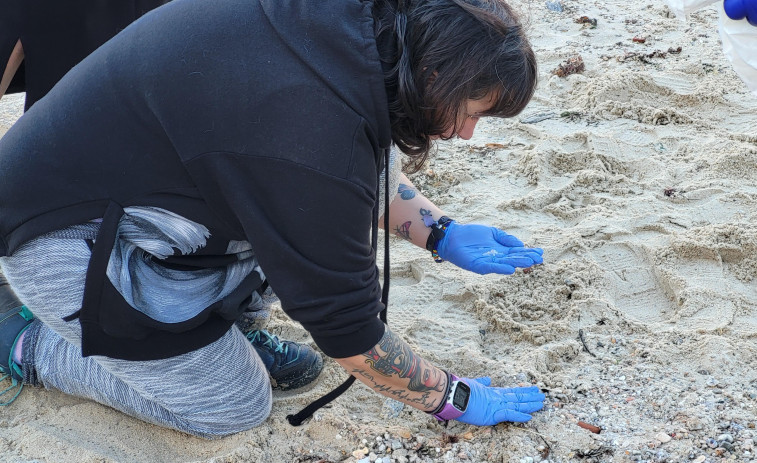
[1,274,34,405]
[246,329,323,391]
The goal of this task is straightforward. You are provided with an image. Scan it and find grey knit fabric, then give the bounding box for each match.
[378,146,404,216]
[0,219,273,438]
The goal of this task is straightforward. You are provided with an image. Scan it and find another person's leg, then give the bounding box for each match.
[0,39,24,99]
[0,232,272,438]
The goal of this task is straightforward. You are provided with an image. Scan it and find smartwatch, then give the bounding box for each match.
[430,373,471,422]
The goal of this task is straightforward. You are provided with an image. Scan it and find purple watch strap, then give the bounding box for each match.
[432,374,466,421]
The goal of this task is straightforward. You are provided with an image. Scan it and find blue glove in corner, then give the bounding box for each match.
[456,377,546,426]
[724,0,757,26]
[436,222,544,275]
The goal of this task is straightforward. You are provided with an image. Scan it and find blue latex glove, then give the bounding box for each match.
[724,0,757,26]
[456,377,545,425]
[436,221,544,275]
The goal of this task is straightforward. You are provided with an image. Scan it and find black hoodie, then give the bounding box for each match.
[1,0,170,109]
[0,0,392,360]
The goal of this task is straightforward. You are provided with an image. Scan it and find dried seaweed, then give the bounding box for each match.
[575,445,614,461]
[615,46,683,63]
[553,55,585,77]
[575,16,597,27]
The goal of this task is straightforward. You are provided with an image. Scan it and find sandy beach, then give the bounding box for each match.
[1,0,757,462]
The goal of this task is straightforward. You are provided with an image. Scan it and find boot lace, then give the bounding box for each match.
[246,329,288,355]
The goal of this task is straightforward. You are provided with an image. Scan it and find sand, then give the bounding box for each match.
[1,0,757,461]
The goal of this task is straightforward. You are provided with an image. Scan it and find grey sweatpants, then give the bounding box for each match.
[0,231,273,438]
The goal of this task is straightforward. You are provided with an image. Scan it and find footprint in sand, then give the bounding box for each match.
[387,264,483,357]
[591,242,676,325]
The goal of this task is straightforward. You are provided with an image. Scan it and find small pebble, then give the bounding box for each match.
[545,0,563,12]
[655,432,672,443]
[381,399,406,419]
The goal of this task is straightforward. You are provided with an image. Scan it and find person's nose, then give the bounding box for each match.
[457,117,479,140]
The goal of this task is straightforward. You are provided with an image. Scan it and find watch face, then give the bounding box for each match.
[452,381,471,411]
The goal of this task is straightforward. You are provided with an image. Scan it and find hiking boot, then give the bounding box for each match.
[246,329,323,391]
[1,273,34,405]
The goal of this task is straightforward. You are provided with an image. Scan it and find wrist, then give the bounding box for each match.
[424,216,454,263]
[427,371,452,414]
[426,372,470,422]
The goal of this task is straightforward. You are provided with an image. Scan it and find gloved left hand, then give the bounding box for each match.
[436,221,543,275]
[456,377,546,426]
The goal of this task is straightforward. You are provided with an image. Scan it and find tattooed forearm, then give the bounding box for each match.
[398,183,417,200]
[394,221,412,241]
[351,368,440,410]
[336,328,448,412]
[361,329,447,394]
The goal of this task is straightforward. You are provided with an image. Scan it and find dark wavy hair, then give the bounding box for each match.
[374,0,537,172]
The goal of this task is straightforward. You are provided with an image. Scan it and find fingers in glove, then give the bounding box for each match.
[504,246,544,256]
[521,248,544,262]
[497,398,545,415]
[472,377,492,386]
[520,390,546,403]
[470,261,517,275]
[493,385,543,395]
[494,386,544,398]
[491,228,524,247]
[502,247,544,261]
[490,255,538,268]
[493,408,535,423]
[491,230,545,261]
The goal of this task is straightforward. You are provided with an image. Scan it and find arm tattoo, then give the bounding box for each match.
[394,221,412,241]
[398,183,416,200]
[420,208,434,227]
[351,368,442,409]
[351,329,447,410]
[361,329,446,395]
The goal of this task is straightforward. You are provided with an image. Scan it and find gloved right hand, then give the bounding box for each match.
[435,221,544,275]
[456,377,545,426]
[724,0,757,26]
